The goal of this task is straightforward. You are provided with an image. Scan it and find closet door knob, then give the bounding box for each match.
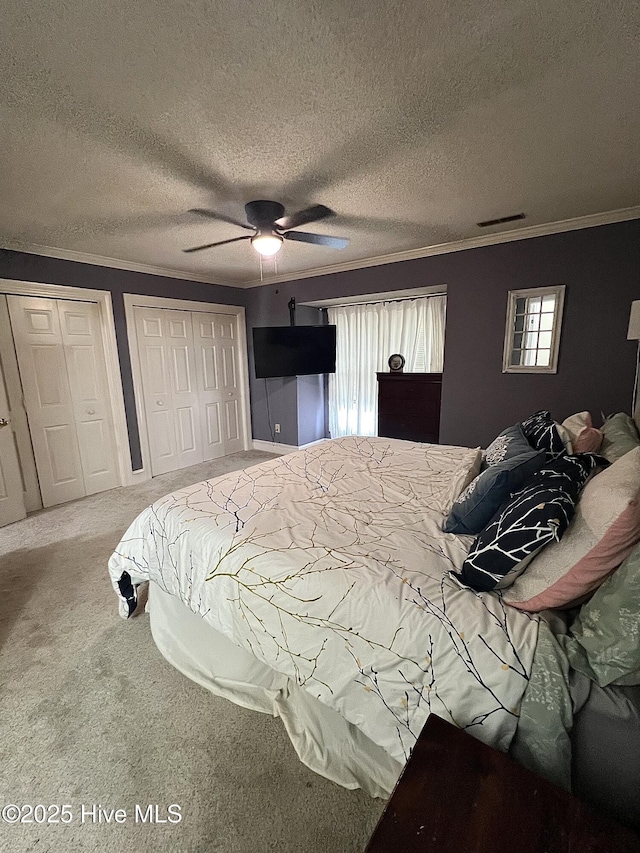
[86,409,96,415]
[156,400,165,406]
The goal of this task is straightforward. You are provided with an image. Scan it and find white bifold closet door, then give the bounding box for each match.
[192,311,244,460]
[134,307,243,477]
[7,295,119,507]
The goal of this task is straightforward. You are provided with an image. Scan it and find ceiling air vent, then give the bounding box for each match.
[477,213,526,228]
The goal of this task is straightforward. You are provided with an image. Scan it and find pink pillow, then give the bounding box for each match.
[562,411,603,453]
[504,447,640,611]
[507,498,640,611]
[574,425,604,453]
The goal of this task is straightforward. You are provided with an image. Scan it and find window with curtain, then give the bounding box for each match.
[327,295,446,438]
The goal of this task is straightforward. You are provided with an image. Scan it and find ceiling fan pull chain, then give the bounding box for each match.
[259,253,264,282]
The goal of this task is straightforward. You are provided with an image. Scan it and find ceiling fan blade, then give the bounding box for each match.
[188,208,254,231]
[183,235,251,253]
[276,204,334,231]
[283,230,349,249]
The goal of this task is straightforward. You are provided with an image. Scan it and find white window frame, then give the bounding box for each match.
[502,284,565,374]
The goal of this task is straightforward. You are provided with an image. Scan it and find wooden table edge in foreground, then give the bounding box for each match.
[365,714,640,853]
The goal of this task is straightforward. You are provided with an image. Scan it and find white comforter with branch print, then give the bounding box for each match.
[108,437,540,765]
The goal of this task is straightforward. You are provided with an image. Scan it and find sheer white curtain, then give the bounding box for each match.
[328,295,446,438]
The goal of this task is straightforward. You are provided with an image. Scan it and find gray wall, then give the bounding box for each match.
[297,374,326,446]
[0,249,247,468]
[3,217,638,462]
[242,218,640,447]
[440,221,639,446]
[245,292,324,446]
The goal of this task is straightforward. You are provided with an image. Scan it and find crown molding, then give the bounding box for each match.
[244,205,640,287]
[0,239,241,288]
[2,204,639,290]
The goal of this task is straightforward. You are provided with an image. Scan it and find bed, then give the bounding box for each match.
[108,423,640,826]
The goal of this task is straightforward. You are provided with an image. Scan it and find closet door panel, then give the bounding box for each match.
[176,406,198,454]
[60,300,119,495]
[135,307,178,475]
[45,424,81,484]
[149,408,175,462]
[204,402,222,447]
[224,399,240,443]
[144,345,169,396]
[0,311,27,525]
[136,306,247,474]
[216,315,243,454]
[0,298,42,513]
[166,311,201,468]
[8,296,85,506]
[134,307,202,475]
[193,312,225,461]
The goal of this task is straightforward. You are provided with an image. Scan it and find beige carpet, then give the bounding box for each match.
[0,452,384,853]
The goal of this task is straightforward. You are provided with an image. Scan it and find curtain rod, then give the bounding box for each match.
[327,292,446,309]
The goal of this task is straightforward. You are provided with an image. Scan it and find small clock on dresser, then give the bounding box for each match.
[388,353,405,372]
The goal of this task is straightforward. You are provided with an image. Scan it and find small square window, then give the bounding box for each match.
[527,313,540,332]
[503,285,565,373]
[538,331,552,349]
[540,312,554,331]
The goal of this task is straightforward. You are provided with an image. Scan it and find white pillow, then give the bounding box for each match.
[554,421,574,454]
[562,411,591,441]
[579,445,640,529]
[562,411,604,454]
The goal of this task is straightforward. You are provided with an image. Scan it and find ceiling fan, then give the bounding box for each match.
[183,200,350,257]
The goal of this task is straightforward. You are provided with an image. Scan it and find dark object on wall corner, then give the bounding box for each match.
[288,297,296,326]
[253,325,337,379]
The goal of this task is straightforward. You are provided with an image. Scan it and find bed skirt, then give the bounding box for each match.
[148,582,403,799]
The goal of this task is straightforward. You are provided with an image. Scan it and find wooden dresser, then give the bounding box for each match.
[377,372,442,443]
[365,714,640,853]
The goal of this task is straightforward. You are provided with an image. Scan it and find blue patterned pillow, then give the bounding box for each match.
[455,454,606,591]
[445,449,545,535]
[483,423,533,468]
[520,410,566,458]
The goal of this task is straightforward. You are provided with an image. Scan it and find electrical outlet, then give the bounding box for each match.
[274,423,281,433]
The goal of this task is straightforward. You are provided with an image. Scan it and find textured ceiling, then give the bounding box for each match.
[1,0,639,285]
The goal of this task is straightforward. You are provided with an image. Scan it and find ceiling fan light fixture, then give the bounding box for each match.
[182,201,348,255]
[251,230,283,256]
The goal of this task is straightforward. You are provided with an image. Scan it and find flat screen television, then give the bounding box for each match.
[253,325,337,379]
